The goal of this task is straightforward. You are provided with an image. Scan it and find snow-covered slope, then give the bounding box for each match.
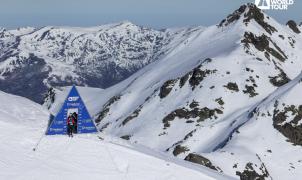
[4,3,302,179]
[0,22,204,103]
[203,72,302,180]
[0,90,230,180]
[46,3,302,179]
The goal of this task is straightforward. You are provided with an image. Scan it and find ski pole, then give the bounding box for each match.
[32,133,45,151]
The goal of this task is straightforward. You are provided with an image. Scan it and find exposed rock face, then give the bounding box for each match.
[159,79,177,99]
[162,102,222,129]
[215,97,225,106]
[43,87,56,109]
[219,3,277,35]
[243,76,259,98]
[185,153,221,172]
[166,129,197,153]
[189,68,217,90]
[121,107,142,126]
[159,58,217,92]
[242,33,269,52]
[242,32,287,62]
[218,4,247,27]
[179,73,190,88]
[273,102,302,146]
[120,135,131,140]
[158,60,217,98]
[243,4,277,35]
[173,145,190,156]
[224,82,239,92]
[243,85,258,97]
[236,162,269,180]
[269,71,291,87]
[95,95,121,123]
[287,20,301,34]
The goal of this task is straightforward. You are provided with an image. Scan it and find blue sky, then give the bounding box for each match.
[0,0,301,29]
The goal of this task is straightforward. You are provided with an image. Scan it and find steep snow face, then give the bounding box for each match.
[0,90,231,180]
[0,22,204,103]
[72,3,302,179]
[204,73,302,180]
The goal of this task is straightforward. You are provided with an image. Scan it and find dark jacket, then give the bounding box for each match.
[67,116,75,125]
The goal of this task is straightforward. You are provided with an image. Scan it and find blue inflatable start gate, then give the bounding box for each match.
[46,86,97,135]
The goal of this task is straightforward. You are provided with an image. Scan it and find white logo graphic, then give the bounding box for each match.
[68,96,79,102]
[255,0,270,10]
[255,0,294,10]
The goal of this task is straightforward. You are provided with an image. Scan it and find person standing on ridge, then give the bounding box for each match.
[67,113,75,137]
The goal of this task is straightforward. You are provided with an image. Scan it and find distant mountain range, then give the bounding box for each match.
[0,21,201,103]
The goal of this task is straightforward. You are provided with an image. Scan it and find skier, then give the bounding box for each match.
[67,114,75,137]
[72,112,78,133]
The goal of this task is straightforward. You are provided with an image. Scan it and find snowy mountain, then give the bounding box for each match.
[0,90,231,180]
[0,22,203,103]
[47,3,302,179]
[2,2,302,179]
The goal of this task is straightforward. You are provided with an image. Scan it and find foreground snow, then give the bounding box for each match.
[0,91,231,180]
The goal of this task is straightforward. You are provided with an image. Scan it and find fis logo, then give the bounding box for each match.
[68,96,79,102]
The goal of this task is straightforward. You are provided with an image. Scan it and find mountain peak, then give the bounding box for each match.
[218,4,247,27]
[116,20,137,28]
[243,4,277,34]
[219,3,277,34]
